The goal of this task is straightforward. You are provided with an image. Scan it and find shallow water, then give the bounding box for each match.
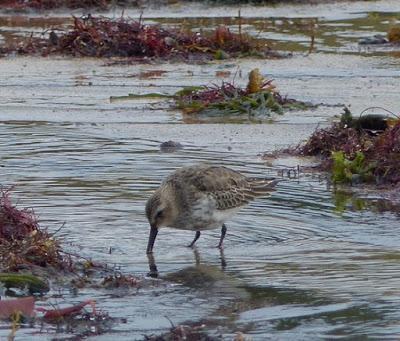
[2,123,400,340]
[1,1,400,340]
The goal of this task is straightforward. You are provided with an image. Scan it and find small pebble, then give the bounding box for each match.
[359,34,388,45]
[160,140,183,152]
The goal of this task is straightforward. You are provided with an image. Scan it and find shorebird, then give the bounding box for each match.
[145,164,279,253]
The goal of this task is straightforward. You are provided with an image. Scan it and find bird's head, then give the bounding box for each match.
[145,188,176,253]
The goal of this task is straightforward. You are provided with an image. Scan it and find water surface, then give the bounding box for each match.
[1,1,400,339]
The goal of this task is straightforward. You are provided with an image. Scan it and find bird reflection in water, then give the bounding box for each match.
[147,247,227,279]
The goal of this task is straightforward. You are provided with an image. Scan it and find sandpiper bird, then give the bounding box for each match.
[145,164,279,253]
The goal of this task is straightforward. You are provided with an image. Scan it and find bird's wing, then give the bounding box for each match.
[210,177,279,210]
[171,165,278,210]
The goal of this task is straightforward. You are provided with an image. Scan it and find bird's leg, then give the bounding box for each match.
[193,248,201,266]
[218,224,227,248]
[219,247,227,269]
[188,231,201,247]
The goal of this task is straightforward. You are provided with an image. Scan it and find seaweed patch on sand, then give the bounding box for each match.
[174,68,312,116]
[287,108,400,187]
[1,15,280,61]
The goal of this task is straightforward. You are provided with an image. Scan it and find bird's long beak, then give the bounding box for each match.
[146,226,158,254]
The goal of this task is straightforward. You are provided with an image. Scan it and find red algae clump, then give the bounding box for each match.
[1,15,279,60]
[292,108,400,186]
[0,189,64,272]
[175,68,311,116]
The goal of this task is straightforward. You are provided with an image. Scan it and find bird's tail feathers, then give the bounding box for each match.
[248,178,280,195]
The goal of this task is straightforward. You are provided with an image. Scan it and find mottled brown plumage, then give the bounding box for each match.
[145,164,279,253]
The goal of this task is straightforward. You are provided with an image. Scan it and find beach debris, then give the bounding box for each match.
[0,297,35,319]
[0,189,144,339]
[388,27,400,43]
[174,68,310,116]
[37,299,96,320]
[1,15,278,60]
[0,273,49,295]
[359,34,388,45]
[160,141,184,152]
[0,189,64,272]
[145,322,213,341]
[293,107,400,185]
[0,0,122,10]
[358,27,400,45]
[101,273,141,288]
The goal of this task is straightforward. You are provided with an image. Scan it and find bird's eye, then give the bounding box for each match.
[155,210,163,220]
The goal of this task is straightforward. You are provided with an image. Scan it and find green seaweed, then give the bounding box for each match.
[214,49,230,60]
[110,93,172,103]
[331,151,375,184]
[175,89,285,116]
[206,91,283,116]
[173,69,310,117]
[175,100,206,114]
[333,190,367,213]
[174,86,204,97]
[0,273,49,295]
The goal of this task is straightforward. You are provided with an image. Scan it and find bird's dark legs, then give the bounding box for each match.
[218,224,227,248]
[188,225,226,248]
[219,247,227,268]
[188,231,201,247]
[193,248,201,266]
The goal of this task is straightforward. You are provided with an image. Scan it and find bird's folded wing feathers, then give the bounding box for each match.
[211,179,279,210]
[179,166,279,210]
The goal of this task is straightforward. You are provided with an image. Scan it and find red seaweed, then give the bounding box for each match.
[0,297,35,318]
[0,190,38,241]
[175,69,309,115]
[37,300,96,320]
[289,108,400,186]
[0,0,122,10]
[0,190,66,271]
[1,15,278,60]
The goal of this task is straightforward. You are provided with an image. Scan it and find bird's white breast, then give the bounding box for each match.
[191,196,242,229]
[211,207,241,224]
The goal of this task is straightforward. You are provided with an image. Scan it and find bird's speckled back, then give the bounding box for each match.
[162,164,278,211]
